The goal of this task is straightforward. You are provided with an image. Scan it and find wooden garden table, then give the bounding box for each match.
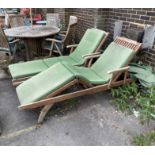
[5,25,60,60]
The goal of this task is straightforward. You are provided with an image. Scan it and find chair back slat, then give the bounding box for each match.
[63,16,78,46]
[9,15,24,28]
[0,26,10,49]
[91,37,142,81]
[114,37,142,52]
[46,13,60,27]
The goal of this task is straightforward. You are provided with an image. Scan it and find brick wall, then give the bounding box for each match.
[57,8,155,67]
[41,8,155,67]
[105,8,155,67]
[65,8,97,42]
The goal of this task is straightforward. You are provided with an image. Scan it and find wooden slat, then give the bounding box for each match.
[18,78,132,110]
[95,32,109,53]
[114,36,142,52]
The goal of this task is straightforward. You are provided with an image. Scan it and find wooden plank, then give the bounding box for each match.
[18,78,132,110]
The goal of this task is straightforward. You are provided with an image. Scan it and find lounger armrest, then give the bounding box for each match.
[66,44,78,53]
[108,66,129,74]
[108,66,130,88]
[60,31,67,34]
[82,52,101,58]
[9,39,21,44]
[45,38,63,43]
[83,53,101,67]
[59,33,66,37]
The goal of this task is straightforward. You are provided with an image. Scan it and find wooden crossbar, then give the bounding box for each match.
[18,78,132,110]
[114,36,142,51]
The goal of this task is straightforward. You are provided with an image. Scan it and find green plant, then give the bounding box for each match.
[111,82,138,113]
[136,86,155,124]
[111,82,155,124]
[132,131,155,146]
[111,82,155,145]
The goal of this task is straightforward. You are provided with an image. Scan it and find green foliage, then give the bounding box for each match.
[136,86,155,124]
[132,131,155,146]
[111,82,138,113]
[111,83,155,124]
[111,82,155,145]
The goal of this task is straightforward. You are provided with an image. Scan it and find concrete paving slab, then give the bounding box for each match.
[0,70,154,145]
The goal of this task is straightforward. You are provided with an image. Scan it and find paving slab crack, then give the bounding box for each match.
[0,125,39,140]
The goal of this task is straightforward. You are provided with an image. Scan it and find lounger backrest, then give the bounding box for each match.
[91,42,135,80]
[70,28,106,62]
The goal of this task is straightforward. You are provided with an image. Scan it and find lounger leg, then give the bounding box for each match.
[38,103,55,124]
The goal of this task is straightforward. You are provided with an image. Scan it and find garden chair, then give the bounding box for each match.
[9,28,109,86]
[16,37,142,123]
[0,26,20,57]
[8,15,24,28]
[43,16,78,56]
[46,13,60,27]
[7,15,26,45]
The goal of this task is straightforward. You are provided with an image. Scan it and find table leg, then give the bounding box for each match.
[24,38,43,60]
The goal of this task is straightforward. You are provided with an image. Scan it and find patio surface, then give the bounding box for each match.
[0,69,154,146]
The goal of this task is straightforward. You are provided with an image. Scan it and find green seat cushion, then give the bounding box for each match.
[69,28,106,64]
[91,42,135,81]
[43,56,81,67]
[9,60,48,79]
[44,28,106,67]
[16,41,136,106]
[9,28,105,80]
[16,62,74,105]
[62,62,107,85]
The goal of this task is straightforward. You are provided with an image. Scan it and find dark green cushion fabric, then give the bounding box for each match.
[9,60,48,79]
[69,28,106,63]
[91,42,135,81]
[62,42,135,85]
[62,62,107,85]
[9,28,105,79]
[44,28,106,67]
[16,62,74,105]
[16,41,136,106]
[43,56,80,67]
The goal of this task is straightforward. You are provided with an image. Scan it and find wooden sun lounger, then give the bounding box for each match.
[16,37,142,123]
[11,30,109,86]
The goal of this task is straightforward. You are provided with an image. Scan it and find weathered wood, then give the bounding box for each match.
[114,36,142,51]
[0,26,10,49]
[44,16,78,56]
[17,36,141,123]
[18,78,132,110]
[12,76,31,86]
[38,103,55,123]
[9,15,24,28]
[37,79,78,123]
[95,32,109,53]
[5,26,60,60]
[5,26,60,38]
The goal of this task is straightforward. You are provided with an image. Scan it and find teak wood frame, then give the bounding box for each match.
[18,37,142,123]
[12,32,109,86]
